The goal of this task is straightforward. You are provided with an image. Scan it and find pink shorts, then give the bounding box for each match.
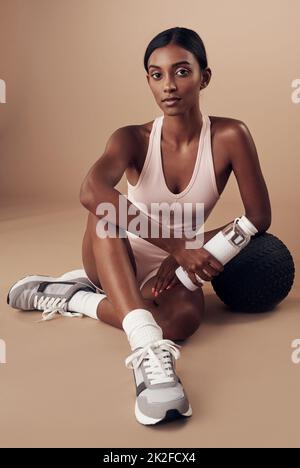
[127,232,169,289]
[82,233,169,293]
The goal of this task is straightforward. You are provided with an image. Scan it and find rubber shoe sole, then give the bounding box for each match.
[135,400,192,425]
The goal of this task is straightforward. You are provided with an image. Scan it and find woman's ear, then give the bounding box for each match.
[200,68,212,90]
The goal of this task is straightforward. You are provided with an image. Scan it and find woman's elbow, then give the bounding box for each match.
[256,216,272,233]
[246,214,271,233]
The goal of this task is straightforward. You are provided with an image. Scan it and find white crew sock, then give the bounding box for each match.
[122,308,163,351]
[68,291,107,320]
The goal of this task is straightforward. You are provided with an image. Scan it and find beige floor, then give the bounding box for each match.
[0,201,299,448]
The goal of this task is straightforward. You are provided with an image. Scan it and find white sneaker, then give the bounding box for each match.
[125,339,192,425]
[7,271,97,321]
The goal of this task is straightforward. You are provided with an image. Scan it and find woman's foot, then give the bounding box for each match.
[125,339,192,425]
[7,271,97,321]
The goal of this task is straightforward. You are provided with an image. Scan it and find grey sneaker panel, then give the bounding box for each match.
[9,280,41,310]
[138,393,190,420]
[142,384,185,404]
[8,277,96,310]
[36,278,95,302]
[43,283,72,295]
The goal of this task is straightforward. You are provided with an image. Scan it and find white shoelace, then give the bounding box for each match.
[33,295,83,322]
[125,339,181,385]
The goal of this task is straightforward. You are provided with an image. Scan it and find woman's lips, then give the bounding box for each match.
[164,98,181,106]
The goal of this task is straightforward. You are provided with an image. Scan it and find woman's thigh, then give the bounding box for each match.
[81,211,204,316]
[81,212,137,290]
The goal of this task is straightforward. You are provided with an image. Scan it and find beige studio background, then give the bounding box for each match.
[0,0,299,448]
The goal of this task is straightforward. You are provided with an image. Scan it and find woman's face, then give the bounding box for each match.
[146,44,211,113]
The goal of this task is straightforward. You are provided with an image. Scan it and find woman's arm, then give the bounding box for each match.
[202,119,271,245]
[79,126,177,252]
[210,119,272,236]
[228,119,272,231]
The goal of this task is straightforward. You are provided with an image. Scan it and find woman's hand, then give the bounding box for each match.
[169,239,224,289]
[152,255,181,296]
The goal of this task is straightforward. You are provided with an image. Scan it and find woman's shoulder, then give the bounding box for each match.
[117,120,154,141]
[120,115,249,149]
[111,123,151,167]
[123,120,155,152]
[135,119,155,138]
[209,115,247,132]
[208,115,250,147]
[135,115,247,134]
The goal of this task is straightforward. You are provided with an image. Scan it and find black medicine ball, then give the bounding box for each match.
[211,232,295,313]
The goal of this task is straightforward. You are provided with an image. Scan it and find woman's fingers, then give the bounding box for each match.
[153,276,161,296]
[159,274,174,292]
[166,276,180,290]
[153,266,165,294]
[203,253,224,273]
[153,273,179,296]
[193,263,220,282]
[187,271,204,287]
[197,269,212,282]
[153,272,166,296]
[156,274,173,295]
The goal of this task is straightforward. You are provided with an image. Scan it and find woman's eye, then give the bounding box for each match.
[177,69,189,76]
[151,69,190,79]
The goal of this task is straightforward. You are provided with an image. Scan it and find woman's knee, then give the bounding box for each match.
[165,286,205,341]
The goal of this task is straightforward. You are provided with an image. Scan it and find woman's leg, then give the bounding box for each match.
[82,212,204,340]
